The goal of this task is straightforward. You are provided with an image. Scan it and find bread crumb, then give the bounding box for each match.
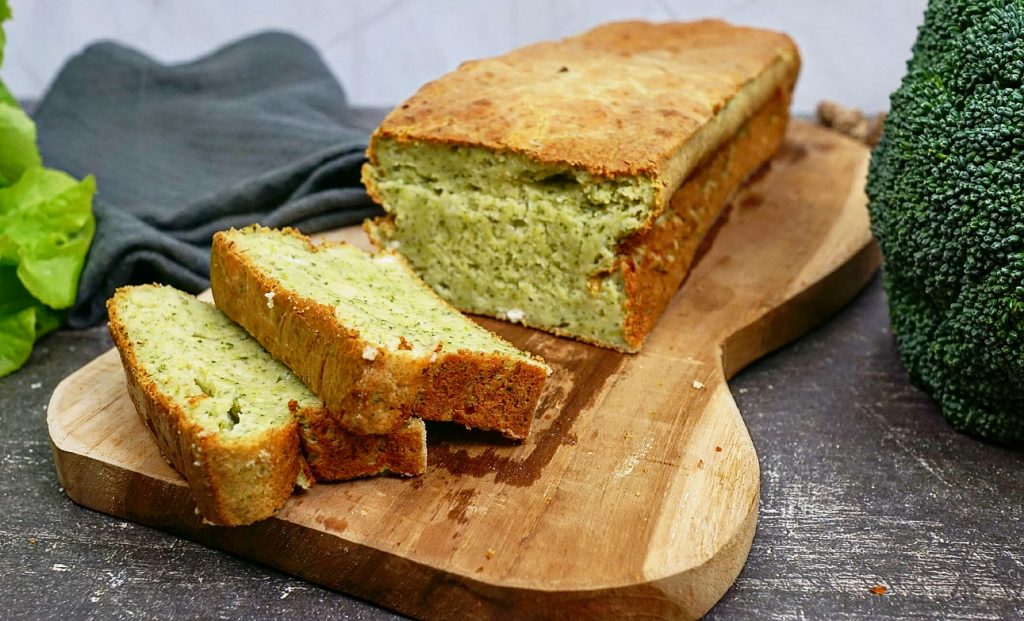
[362,346,378,361]
[485,548,496,560]
[697,459,705,469]
[692,379,705,390]
[505,308,525,323]
[265,291,275,309]
[27,537,37,545]
[715,446,722,452]
[870,584,888,596]
[816,100,886,147]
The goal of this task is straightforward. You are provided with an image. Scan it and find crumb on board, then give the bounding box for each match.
[870,584,889,596]
[697,459,705,469]
[715,446,723,452]
[485,548,496,560]
[692,379,705,390]
[27,537,37,545]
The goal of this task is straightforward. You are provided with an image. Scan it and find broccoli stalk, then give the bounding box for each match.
[867,0,1024,445]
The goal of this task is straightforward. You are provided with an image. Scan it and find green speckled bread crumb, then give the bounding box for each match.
[211,226,550,439]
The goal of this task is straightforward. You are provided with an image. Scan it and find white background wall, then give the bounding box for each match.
[4,0,926,114]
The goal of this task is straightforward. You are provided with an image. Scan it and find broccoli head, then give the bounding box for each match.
[867,0,1024,444]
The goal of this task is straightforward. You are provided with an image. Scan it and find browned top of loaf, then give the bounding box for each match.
[369,20,800,181]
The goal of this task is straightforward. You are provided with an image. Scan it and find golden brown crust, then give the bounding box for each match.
[211,226,549,440]
[296,411,427,480]
[619,88,791,351]
[365,20,799,202]
[211,228,427,436]
[107,288,301,527]
[416,352,548,440]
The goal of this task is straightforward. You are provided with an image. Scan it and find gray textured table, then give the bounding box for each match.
[4,276,1022,620]
[2,106,1022,619]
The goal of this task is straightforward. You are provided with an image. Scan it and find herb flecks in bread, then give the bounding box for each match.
[211,226,550,439]
[363,20,800,352]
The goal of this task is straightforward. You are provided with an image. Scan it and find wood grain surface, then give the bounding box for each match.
[46,120,880,620]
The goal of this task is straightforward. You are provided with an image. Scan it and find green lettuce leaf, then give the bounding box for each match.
[0,266,62,377]
[0,81,15,107]
[0,305,35,377]
[0,0,9,69]
[0,0,96,378]
[0,100,41,185]
[0,0,37,184]
[0,168,96,308]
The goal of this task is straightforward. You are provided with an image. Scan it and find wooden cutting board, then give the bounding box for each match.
[48,120,879,620]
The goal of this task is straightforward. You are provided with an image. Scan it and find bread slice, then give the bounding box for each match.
[362,20,800,352]
[210,225,550,439]
[107,285,427,526]
[298,414,425,481]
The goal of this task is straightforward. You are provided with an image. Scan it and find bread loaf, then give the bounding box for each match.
[362,20,800,352]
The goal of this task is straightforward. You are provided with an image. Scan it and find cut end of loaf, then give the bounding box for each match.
[363,143,655,352]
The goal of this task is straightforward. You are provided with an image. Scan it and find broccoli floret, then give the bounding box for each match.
[867,0,1024,445]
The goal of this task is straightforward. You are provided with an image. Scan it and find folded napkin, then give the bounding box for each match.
[33,32,381,327]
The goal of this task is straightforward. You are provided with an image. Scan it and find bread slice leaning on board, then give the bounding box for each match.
[210,225,550,440]
[107,285,426,526]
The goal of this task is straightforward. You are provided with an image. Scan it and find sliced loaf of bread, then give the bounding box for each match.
[107,285,426,526]
[211,225,550,439]
[362,20,798,352]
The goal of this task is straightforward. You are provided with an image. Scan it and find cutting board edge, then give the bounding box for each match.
[48,433,758,620]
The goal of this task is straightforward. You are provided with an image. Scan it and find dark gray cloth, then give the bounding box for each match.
[33,32,382,327]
